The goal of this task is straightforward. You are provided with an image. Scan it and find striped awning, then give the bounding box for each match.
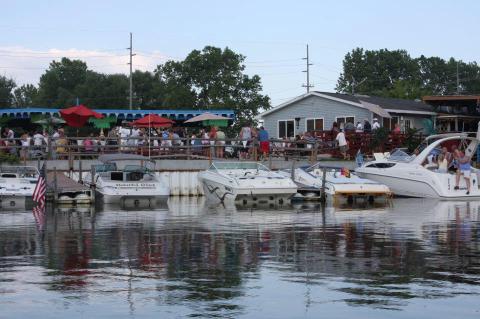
[0,107,235,121]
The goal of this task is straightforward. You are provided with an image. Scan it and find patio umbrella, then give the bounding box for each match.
[59,104,103,128]
[184,112,231,127]
[131,114,174,128]
[89,116,117,129]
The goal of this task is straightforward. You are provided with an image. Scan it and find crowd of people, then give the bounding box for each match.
[0,118,415,161]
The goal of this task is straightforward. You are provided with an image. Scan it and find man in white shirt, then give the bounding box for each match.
[355,121,363,133]
[33,131,45,147]
[372,118,381,130]
[335,130,348,159]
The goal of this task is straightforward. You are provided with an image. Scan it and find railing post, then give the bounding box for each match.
[186,136,191,160]
[79,159,83,184]
[53,166,58,202]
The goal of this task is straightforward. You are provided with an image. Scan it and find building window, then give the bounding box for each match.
[279,120,295,138]
[336,116,355,129]
[383,116,399,130]
[306,118,324,132]
[404,119,412,130]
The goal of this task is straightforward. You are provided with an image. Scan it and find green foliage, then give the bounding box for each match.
[13,84,38,107]
[9,47,270,127]
[0,76,16,107]
[369,127,389,150]
[336,48,480,98]
[155,46,270,127]
[402,128,424,152]
[0,153,20,164]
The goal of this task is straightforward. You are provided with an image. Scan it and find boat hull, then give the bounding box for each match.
[199,176,297,204]
[356,169,480,199]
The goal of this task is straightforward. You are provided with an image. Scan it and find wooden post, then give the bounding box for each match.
[290,160,295,181]
[312,141,318,164]
[53,166,58,203]
[320,167,327,203]
[79,159,83,184]
[186,136,191,160]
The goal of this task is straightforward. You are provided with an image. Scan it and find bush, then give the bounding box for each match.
[402,128,423,152]
[369,127,389,151]
[0,153,20,164]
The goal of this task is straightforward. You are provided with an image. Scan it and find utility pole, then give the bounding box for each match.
[456,61,460,95]
[127,32,136,110]
[302,44,313,93]
[351,76,367,95]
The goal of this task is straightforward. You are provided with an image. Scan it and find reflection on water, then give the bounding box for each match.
[1,198,480,318]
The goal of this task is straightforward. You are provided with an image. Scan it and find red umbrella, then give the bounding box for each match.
[131,114,174,128]
[59,104,103,128]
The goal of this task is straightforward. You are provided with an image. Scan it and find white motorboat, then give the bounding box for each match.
[281,163,391,203]
[355,133,480,199]
[0,166,39,209]
[85,154,169,204]
[198,162,298,204]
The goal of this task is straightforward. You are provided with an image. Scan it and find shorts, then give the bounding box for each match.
[339,145,348,152]
[260,141,269,153]
[460,169,471,178]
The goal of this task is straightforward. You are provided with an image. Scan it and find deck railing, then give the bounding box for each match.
[0,131,423,163]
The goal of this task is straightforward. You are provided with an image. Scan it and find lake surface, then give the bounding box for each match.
[1,198,480,318]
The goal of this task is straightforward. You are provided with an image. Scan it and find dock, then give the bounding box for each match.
[46,171,95,205]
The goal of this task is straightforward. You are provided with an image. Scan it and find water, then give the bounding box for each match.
[1,198,480,318]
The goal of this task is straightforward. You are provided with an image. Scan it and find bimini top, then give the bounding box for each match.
[98,153,154,163]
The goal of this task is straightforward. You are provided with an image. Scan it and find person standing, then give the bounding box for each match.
[363,119,372,133]
[20,132,31,161]
[372,118,381,130]
[215,127,225,158]
[355,121,363,133]
[335,129,348,159]
[240,124,252,159]
[258,126,269,160]
[454,149,472,195]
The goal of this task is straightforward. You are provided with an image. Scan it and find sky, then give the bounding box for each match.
[2,0,480,106]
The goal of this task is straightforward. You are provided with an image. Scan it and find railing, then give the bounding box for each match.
[0,131,423,163]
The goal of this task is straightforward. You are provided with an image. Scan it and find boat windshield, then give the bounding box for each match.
[93,163,117,173]
[387,149,415,162]
[211,162,269,171]
[0,166,39,178]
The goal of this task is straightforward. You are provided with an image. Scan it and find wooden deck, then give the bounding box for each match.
[46,171,94,205]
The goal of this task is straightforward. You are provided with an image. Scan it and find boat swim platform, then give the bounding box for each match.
[46,171,94,206]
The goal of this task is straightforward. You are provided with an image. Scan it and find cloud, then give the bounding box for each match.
[0,46,172,86]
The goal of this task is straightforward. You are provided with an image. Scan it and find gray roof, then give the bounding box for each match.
[316,91,434,113]
[260,92,436,119]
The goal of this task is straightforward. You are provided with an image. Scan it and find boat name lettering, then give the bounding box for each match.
[115,183,155,188]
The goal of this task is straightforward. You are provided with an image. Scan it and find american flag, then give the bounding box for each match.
[32,164,46,229]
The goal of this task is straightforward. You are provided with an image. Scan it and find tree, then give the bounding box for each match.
[0,76,16,108]
[13,84,38,107]
[155,46,271,126]
[36,58,88,107]
[337,48,480,98]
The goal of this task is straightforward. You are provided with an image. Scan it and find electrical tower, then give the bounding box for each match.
[302,44,313,93]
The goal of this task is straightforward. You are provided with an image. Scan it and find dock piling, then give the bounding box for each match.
[320,168,327,203]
